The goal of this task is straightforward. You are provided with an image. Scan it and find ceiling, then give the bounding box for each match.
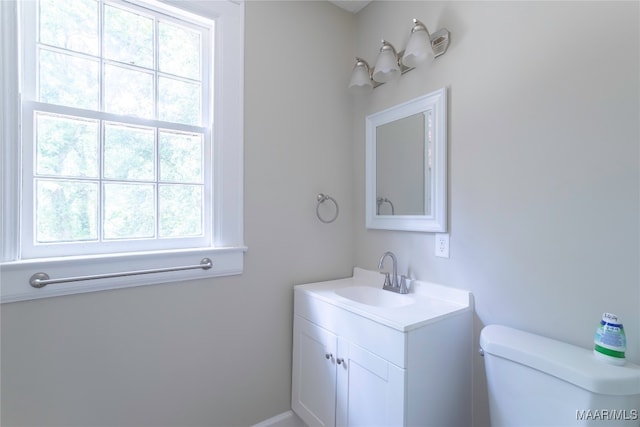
[328,1,371,13]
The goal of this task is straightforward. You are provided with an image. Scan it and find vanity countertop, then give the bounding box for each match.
[294,267,472,332]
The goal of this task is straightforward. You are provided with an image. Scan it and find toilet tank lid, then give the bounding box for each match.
[480,325,640,396]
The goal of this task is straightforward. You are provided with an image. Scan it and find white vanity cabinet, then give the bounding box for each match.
[291,269,472,427]
[292,316,405,427]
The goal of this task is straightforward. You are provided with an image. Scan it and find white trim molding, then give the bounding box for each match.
[1,0,21,262]
[251,411,307,427]
[1,247,247,303]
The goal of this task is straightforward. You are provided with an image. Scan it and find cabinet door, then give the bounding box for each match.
[292,316,338,427]
[336,339,406,427]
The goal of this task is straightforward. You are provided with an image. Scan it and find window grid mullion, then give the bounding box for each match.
[154,16,159,122]
[154,17,160,240]
[155,128,160,239]
[99,0,105,114]
[99,120,105,243]
[99,0,105,244]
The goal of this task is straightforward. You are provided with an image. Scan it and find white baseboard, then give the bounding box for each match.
[252,410,306,427]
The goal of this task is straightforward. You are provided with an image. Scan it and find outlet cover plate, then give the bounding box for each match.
[435,233,449,258]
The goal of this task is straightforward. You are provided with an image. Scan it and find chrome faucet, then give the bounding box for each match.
[378,251,409,294]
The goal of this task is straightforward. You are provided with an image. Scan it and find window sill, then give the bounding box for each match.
[0,246,247,303]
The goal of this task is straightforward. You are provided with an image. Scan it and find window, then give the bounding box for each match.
[1,0,245,302]
[23,0,213,257]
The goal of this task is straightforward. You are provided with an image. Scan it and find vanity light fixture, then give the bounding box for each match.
[372,40,401,83]
[348,58,376,92]
[402,19,433,67]
[348,18,450,92]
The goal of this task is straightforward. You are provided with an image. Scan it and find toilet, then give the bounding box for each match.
[480,325,640,426]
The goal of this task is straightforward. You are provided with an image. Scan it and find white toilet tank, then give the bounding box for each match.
[480,325,640,427]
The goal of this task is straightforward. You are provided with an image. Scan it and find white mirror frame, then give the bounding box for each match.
[365,87,447,232]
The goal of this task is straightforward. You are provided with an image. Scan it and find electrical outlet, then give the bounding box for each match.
[435,233,449,258]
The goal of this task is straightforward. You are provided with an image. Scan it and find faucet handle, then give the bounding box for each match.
[398,275,409,294]
[380,271,392,288]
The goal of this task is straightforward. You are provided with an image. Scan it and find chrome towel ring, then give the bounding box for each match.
[316,193,339,223]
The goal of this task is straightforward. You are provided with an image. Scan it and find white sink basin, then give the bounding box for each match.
[334,286,414,308]
[294,268,472,331]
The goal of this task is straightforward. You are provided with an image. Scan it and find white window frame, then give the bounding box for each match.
[0,0,245,303]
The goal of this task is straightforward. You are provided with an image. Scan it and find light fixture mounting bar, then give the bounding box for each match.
[398,50,415,75]
[430,28,450,58]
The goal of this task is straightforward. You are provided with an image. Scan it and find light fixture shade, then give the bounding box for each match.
[372,41,400,83]
[402,19,432,68]
[348,58,373,92]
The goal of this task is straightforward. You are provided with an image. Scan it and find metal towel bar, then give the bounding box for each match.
[29,258,213,288]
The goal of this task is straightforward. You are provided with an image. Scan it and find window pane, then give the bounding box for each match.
[159,131,203,183]
[36,179,98,242]
[104,4,153,68]
[159,185,202,237]
[39,0,99,56]
[104,183,155,240]
[104,123,155,180]
[159,21,200,79]
[36,113,99,178]
[158,77,200,125]
[104,64,154,118]
[39,49,99,109]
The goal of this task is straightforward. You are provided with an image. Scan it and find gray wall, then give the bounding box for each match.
[0,2,355,426]
[352,2,639,426]
[1,2,639,427]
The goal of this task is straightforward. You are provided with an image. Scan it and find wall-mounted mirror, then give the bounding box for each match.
[365,88,447,232]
